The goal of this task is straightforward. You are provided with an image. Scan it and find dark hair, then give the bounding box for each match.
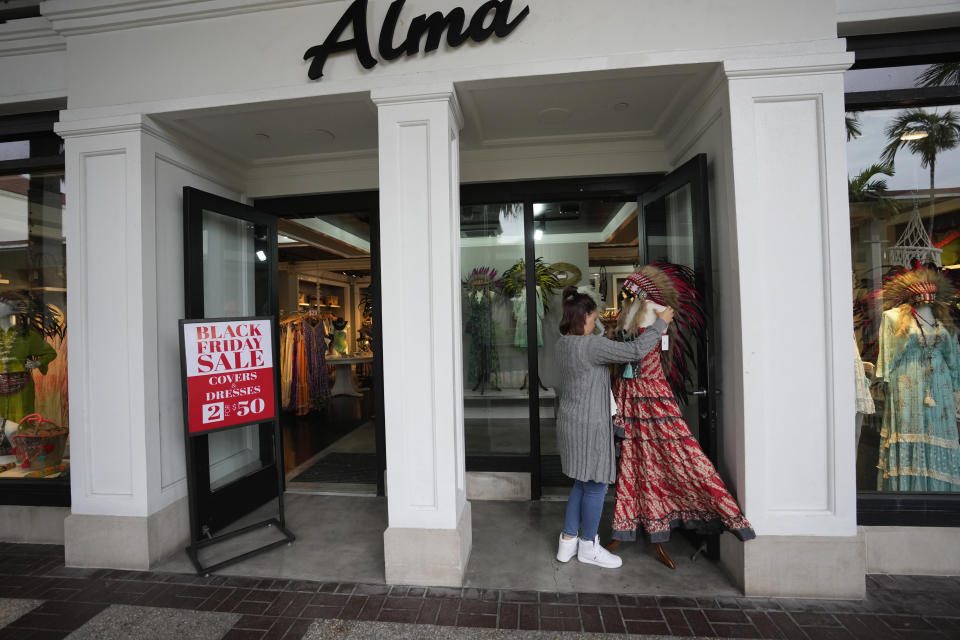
[559,286,597,335]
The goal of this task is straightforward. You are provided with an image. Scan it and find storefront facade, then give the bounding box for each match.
[0,0,958,598]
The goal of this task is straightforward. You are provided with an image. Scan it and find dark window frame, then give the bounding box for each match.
[0,111,68,508]
[846,29,960,528]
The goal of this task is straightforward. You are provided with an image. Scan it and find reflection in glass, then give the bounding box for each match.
[201,209,272,489]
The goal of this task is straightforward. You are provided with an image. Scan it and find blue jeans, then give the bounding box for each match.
[562,480,608,542]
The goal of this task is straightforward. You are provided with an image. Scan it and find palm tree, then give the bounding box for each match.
[846,112,862,141]
[880,108,960,235]
[917,63,960,88]
[848,163,900,219]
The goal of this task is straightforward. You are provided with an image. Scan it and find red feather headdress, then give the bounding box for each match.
[615,263,706,405]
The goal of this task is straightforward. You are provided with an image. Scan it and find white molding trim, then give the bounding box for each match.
[479,129,656,148]
[0,16,65,57]
[56,113,246,185]
[371,85,465,130]
[42,0,336,37]
[724,53,855,80]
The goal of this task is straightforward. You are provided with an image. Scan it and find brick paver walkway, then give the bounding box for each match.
[0,544,957,639]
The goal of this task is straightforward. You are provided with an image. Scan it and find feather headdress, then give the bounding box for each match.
[855,263,959,359]
[615,263,705,405]
[462,266,502,295]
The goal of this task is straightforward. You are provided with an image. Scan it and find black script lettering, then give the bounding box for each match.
[378,0,407,60]
[306,0,529,80]
[405,7,469,55]
[467,0,528,42]
[304,0,377,80]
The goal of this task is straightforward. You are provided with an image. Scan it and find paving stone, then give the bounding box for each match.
[65,604,239,640]
[0,598,42,628]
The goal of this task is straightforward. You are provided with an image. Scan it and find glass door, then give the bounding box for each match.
[183,187,280,537]
[638,154,716,462]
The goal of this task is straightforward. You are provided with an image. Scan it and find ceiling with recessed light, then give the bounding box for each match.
[154,64,715,165]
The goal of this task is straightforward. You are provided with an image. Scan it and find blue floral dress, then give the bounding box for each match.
[875,308,960,492]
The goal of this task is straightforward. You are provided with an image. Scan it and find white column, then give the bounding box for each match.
[57,114,242,569]
[719,53,864,597]
[372,84,470,586]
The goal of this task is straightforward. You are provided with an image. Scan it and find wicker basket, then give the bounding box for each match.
[10,413,68,470]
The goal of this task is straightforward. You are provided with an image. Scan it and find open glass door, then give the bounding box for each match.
[639,154,721,559]
[183,187,281,537]
[638,154,716,463]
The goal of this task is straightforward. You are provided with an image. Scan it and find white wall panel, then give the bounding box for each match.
[754,97,831,513]
[82,150,134,497]
[153,155,242,495]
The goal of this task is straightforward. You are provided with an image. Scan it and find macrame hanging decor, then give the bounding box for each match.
[886,201,942,268]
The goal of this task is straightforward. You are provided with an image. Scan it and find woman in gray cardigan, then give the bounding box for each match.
[554,287,672,568]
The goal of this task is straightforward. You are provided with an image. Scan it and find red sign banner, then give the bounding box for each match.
[181,318,275,435]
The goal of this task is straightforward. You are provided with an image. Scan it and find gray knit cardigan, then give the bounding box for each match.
[554,318,668,485]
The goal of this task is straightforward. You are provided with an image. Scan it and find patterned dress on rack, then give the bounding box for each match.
[611,338,755,543]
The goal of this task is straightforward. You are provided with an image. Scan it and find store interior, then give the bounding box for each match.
[273,211,378,494]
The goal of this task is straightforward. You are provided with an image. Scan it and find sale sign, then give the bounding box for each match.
[181,318,276,435]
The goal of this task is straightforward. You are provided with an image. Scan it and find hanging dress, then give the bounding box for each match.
[466,291,500,388]
[611,334,755,543]
[875,308,960,492]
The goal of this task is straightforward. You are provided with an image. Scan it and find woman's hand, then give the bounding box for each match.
[655,306,675,325]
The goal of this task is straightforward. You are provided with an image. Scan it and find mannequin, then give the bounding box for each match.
[874,268,960,492]
[0,299,58,453]
[463,267,502,394]
[605,266,755,568]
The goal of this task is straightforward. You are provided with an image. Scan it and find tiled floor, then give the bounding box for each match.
[0,543,958,639]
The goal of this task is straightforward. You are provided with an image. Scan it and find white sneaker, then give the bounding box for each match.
[577,536,622,568]
[556,534,578,562]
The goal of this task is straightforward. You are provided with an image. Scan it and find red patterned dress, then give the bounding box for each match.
[611,342,755,543]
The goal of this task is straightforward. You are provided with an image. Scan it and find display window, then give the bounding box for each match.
[847,61,960,499]
[459,202,532,461]
[0,113,68,494]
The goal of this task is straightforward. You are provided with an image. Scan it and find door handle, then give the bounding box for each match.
[692,389,708,397]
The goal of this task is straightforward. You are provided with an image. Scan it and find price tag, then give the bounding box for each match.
[661,334,670,351]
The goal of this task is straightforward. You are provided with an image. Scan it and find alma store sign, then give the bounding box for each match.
[304,0,530,80]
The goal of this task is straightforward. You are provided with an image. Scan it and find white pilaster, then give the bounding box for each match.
[372,84,470,586]
[720,53,864,597]
[57,114,242,569]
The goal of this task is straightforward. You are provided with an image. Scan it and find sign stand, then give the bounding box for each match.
[179,316,295,576]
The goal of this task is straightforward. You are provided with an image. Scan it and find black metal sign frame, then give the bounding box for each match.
[179,315,294,576]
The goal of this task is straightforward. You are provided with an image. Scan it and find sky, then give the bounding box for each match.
[846,106,960,194]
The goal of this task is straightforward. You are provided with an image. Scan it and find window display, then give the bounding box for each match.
[874,268,960,492]
[0,159,67,482]
[459,203,530,457]
[847,64,960,494]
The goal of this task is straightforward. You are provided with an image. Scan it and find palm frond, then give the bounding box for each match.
[916,63,960,88]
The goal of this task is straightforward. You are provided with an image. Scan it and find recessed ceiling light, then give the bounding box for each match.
[255,133,270,140]
[314,129,336,141]
[614,102,630,112]
[537,107,572,124]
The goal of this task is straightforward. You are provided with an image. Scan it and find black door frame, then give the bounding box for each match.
[253,191,387,496]
[183,187,282,537]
